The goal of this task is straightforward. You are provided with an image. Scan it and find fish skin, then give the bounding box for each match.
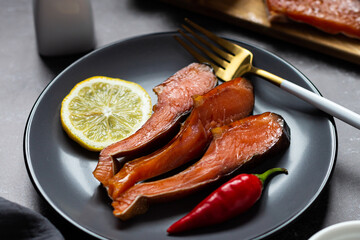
[107,77,255,199]
[93,63,217,186]
[112,112,290,220]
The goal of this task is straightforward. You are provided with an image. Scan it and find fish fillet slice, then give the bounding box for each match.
[266,0,360,39]
[112,112,290,220]
[93,63,217,186]
[107,77,254,199]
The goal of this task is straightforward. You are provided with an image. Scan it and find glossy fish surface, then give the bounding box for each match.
[107,77,254,199]
[112,112,290,220]
[93,63,217,186]
[267,0,360,39]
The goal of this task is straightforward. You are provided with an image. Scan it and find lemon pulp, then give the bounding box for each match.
[60,76,152,151]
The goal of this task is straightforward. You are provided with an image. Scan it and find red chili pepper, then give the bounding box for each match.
[167,167,288,234]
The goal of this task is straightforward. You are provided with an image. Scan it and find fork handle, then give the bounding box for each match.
[252,67,360,129]
[281,80,360,129]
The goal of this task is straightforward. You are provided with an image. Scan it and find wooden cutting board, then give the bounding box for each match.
[161,0,360,64]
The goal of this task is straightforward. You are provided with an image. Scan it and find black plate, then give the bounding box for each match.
[24,32,337,240]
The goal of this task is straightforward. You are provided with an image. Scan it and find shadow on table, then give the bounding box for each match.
[39,53,89,80]
[37,201,99,240]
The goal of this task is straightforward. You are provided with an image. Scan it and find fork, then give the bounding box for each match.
[175,18,360,129]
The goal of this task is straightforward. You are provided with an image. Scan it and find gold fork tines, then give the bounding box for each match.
[175,18,254,82]
[174,18,360,129]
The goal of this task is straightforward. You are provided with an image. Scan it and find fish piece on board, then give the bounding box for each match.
[266,0,360,39]
[107,77,254,199]
[93,63,217,186]
[112,112,290,220]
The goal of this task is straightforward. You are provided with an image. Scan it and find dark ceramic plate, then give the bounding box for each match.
[24,32,337,240]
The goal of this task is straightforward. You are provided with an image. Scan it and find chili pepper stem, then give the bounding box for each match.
[254,168,288,185]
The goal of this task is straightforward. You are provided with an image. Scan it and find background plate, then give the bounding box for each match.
[24,32,337,240]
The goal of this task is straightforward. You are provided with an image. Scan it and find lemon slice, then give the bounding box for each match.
[60,76,152,151]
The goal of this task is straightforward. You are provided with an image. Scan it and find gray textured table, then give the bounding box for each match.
[1,0,360,239]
